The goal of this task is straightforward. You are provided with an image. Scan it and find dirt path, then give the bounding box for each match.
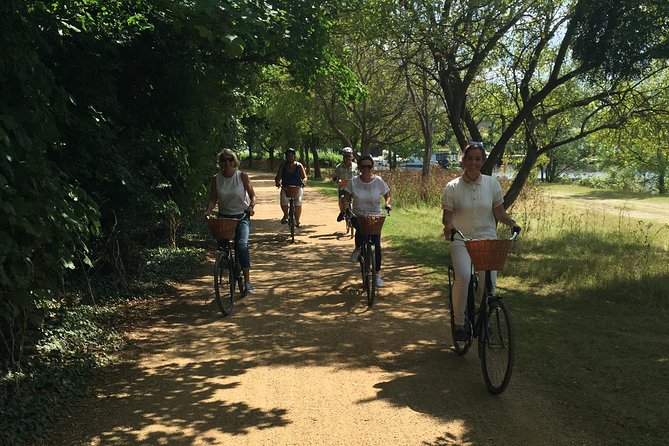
[54,173,584,445]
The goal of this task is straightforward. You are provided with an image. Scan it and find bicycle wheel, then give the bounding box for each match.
[365,244,375,306]
[448,267,472,355]
[288,199,295,243]
[235,258,246,298]
[213,251,234,316]
[480,298,514,394]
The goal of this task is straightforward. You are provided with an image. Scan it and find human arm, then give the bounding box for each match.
[442,209,454,241]
[275,163,283,187]
[493,203,516,228]
[383,191,391,211]
[299,163,307,186]
[241,172,257,216]
[203,176,217,217]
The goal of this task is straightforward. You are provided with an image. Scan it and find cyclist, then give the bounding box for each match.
[442,142,517,341]
[332,147,358,222]
[204,149,257,294]
[275,148,307,226]
[342,154,391,288]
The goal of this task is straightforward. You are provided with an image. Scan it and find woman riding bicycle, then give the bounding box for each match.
[342,154,391,288]
[442,142,516,341]
[204,149,257,294]
[275,148,307,227]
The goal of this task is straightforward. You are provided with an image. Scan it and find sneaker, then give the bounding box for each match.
[281,216,288,224]
[349,247,361,262]
[336,212,344,222]
[375,274,384,288]
[245,283,254,294]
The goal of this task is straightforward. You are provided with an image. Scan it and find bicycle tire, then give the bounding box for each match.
[214,251,234,316]
[367,244,376,307]
[448,267,472,355]
[288,200,295,243]
[480,297,514,394]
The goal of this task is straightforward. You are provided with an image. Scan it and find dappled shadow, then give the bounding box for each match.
[53,176,593,445]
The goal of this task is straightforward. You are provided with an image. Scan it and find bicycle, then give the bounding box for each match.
[207,216,247,316]
[350,207,390,307]
[282,185,301,243]
[338,179,354,238]
[447,226,521,394]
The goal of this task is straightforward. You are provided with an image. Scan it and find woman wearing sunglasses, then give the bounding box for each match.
[342,154,391,288]
[204,149,257,294]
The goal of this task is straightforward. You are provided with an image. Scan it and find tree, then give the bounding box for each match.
[394,0,669,206]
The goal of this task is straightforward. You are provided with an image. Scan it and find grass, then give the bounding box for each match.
[379,183,669,445]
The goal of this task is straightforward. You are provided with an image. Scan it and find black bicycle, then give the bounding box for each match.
[350,208,390,307]
[207,216,246,316]
[283,185,300,243]
[447,226,520,394]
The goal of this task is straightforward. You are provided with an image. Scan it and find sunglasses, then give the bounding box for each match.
[221,157,235,163]
[359,164,373,169]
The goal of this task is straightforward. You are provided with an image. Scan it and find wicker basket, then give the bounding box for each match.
[207,217,239,240]
[283,186,300,199]
[357,214,386,235]
[464,239,513,271]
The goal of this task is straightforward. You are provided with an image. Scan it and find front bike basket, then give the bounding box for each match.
[283,186,300,199]
[357,214,386,235]
[464,239,513,271]
[207,217,239,241]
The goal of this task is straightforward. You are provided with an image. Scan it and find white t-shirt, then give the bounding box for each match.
[441,174,504,239]
[345,175,390,215]
[216,171,250,215]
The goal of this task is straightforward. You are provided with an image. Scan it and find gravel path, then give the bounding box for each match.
[53,173,584,445]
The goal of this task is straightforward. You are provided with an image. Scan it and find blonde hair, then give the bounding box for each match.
[216,149,240,169]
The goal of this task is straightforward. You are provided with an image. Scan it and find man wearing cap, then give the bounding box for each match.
[332,147,358,222]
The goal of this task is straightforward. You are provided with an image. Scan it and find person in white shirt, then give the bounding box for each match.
[333,146,358,221]
[204,149,257,294]
[342,154,391,288]
[442,142,517,341]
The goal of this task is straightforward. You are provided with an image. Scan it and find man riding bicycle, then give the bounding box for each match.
[332,147,358,222]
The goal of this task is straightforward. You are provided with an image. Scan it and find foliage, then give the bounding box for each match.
[0,242,205,445]
[1,0,334,371]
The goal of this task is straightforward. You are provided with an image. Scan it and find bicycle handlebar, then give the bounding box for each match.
[345,207,391,219]
[450,225,521,242]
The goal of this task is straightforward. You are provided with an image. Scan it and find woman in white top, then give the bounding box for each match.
[342,154,391,288]
[442,142,517,341]
[204,149,257,294]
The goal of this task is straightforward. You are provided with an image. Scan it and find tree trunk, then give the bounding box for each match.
[504,147,538,208]
[659,172,666,194]
[310,148,322,180]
